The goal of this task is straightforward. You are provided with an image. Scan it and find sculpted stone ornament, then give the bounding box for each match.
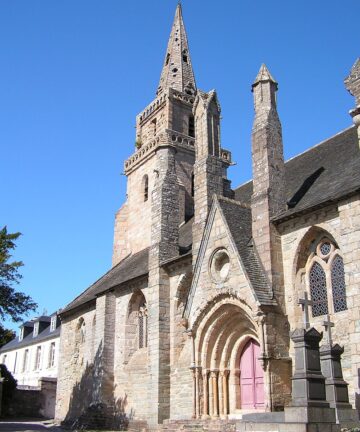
[345,58,360,142]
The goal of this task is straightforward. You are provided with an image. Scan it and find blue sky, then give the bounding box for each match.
[1,0,359,331]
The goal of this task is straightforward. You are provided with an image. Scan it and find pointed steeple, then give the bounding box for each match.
[252,63,277,88]
[157,4,196,96]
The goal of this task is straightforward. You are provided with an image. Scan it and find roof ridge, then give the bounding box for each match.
[284,125,355,164]
[218,195,251,209]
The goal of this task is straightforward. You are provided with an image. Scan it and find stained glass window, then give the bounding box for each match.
[331,255,347,312]
[309,262,328,317]
[320,242,331,256]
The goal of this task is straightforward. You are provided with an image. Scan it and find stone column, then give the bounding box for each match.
[190,367,196,419]
[195,367,201,418]
[221,369,229,417]
[202,369,209,418]
[218,371,223,416]
[211,370,219,417]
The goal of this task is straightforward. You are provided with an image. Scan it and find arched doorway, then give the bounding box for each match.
[239,339,264,409]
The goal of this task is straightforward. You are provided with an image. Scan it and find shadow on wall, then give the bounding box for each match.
[62,342,131,430]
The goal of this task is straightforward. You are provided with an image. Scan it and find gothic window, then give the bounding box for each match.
[307,237,347,318]
[331,255,347,313]
[142,175,149,202]
[138,303,148,349]
[191,173,195,197]
[309,262,328,317]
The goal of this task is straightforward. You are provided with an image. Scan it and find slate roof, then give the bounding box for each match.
[235,126,360,221]
[0,323,60,354]
[218,197,276,306]
[60,247,150,315]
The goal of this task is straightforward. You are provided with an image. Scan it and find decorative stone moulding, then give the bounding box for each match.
[170,88,195,105]
[138,93,167,123]
[209,248,231,284]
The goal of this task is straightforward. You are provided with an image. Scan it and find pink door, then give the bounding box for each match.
[239,339,264,409]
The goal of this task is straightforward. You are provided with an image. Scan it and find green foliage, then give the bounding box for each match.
[0,363,17,405]
[0,226,37,322]
[0,325,15,348]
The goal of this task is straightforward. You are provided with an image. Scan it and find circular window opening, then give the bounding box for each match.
[210,249,230,282]
[317,239,334,260]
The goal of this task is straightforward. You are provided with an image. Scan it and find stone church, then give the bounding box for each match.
[55,4,360,429]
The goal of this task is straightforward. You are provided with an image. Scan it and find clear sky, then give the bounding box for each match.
[1,0,359,332]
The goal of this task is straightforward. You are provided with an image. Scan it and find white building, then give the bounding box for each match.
[0,313,60,388]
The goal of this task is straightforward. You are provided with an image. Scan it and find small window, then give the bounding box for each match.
[165,53,170,65]
[50,316,57,332]
[34,346,41,370]
[142,175,149,202]
[48,342,56,368]
[191,173,195,197]
[182,50,188,63]
[188,115,195,138]
[22,349,29,372]
[33,322,39,337]
[152,118,157,136]
[19,327,24,342]
[13,352,17,373]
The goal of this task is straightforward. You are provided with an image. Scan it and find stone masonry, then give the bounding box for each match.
[55,4,360,431]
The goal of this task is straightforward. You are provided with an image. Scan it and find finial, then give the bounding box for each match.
[252,63,277,88]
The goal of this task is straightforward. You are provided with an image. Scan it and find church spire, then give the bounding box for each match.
[157,4,196,96]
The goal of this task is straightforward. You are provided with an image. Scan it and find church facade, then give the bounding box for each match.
[55,4,360,429]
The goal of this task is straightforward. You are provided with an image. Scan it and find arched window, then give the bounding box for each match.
[142,175,149,202]
[307,237,347,317]
[138,303,148,349]
[125,291,148,362]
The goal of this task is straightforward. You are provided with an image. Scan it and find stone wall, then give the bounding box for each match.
[55,304,96,423]
[5,378,57,419]
[278,195,360,407]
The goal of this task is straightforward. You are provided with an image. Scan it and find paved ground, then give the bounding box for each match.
[0,419,65,432]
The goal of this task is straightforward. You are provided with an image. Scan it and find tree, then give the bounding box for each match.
[0,326,15,348]
[0,226,37,324]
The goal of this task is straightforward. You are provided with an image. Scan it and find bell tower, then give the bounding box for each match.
[112,4,197,266]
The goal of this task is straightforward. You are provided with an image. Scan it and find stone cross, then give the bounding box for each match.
[298,292,313,329]
[323,314,334,346]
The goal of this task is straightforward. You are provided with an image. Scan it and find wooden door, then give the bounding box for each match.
[239,339,264,409]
